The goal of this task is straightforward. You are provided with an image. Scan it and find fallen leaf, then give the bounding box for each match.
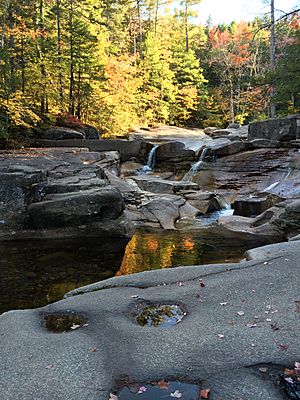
[284,368,295,376]
[157,380,169,390]
[137,386,147,394]
[285,377,294,383]
[259,367,268,373]
[109,394,118,400]
[278,343,289,351]
[200,388,210,399]
[170,390,182,398]
[200,282,206,288]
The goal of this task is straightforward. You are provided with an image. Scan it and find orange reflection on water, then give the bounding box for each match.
[147,238,159,252]
[183,237,195,250]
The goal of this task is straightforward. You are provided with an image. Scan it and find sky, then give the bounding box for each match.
[192,0,300,24]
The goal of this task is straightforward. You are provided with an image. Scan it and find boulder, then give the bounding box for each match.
[132,176,199,194]
[233,194,283,217]
[205,139,243,158]
[83,125,99,140]
[28,187,124,230]
[183,191,228,214]
[43,127,85,140]
[140,196,185,229]
[0,166,47,227]
[248,115,300,143]
[155,141,195,162]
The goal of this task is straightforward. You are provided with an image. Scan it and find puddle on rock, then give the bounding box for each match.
[114,380,202,400]
[136,305,186,328]
[44,313,88,333]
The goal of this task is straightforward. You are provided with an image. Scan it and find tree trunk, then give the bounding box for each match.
[136,0,143,54]
[76,64,81,119]
[1,0,8,48]
[154,0,159,34]
[38,0,46,114]
[270,0,276,118]
[8,0,15,93]
[68,0,75,115]
[185,0,189,52]
[56,0,64,111]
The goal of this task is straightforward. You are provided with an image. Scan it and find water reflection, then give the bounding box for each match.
[117,229,272,276]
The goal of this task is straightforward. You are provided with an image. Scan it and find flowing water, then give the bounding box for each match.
[182,147,209,181]
[140,145,159,174]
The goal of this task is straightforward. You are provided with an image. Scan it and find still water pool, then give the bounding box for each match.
[0,228,274,314]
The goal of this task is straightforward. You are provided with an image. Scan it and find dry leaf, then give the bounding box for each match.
[200,388,210,398]
[157,380,169,390]
[170,390,182,398]
[278,343,289,351]
[137,386,147,394]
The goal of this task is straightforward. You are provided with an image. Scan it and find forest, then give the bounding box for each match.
[0,0,299,141]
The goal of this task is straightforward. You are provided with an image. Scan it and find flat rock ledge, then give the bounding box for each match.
[0,240,299,400]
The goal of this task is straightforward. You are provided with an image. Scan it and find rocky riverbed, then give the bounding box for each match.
[0,117,300,399]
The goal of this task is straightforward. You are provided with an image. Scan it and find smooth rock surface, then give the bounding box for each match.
[1,241,299,400]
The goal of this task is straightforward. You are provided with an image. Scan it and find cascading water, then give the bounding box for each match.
[264,167,292,192]
[140,145,159,174]
[182,147,210,182]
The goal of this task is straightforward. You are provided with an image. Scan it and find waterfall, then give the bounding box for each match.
[140,145,159,174]
[264,167,292,192]
[182,147,209,182]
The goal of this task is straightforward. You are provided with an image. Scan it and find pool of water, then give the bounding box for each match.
[0,228,274,314]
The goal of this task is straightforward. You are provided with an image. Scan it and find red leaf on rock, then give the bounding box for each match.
[200,388,210,398]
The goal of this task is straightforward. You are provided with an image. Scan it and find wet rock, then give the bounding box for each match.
[43,127,84,140]
[183,191,227,214]
[219,198,300,240]
[233,194,283,217]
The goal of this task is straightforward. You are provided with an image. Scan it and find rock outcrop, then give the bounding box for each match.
[0,148,133,240]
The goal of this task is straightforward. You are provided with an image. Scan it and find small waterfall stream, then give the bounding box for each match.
[140,145,159,174]
[182,147,209,182]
